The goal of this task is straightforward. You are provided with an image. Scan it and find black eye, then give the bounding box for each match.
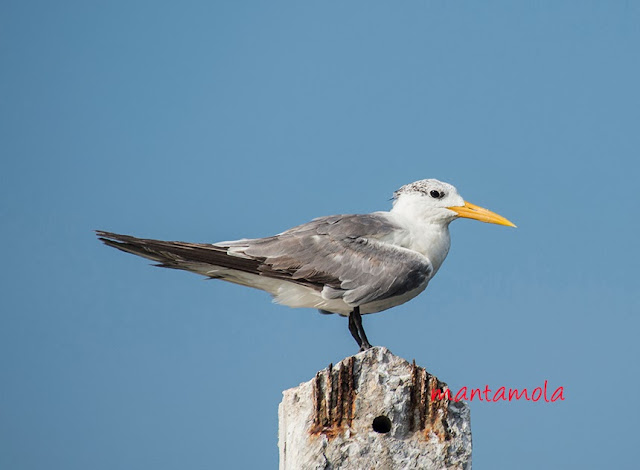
[430,190,443,199]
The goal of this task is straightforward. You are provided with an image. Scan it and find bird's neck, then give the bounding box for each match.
[389,203,452,275]
[409,221,451,275]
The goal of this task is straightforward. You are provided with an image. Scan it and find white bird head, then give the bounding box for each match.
[392,179,516,227]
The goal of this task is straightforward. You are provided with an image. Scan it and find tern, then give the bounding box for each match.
[97,179,515,351]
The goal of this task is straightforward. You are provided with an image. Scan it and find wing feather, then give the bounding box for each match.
[97,213,433,310]
[225,213,433,308]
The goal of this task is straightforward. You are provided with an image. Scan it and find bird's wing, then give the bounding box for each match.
[97,213,433,308]
[224,213,434,306]
[96,231,322,288]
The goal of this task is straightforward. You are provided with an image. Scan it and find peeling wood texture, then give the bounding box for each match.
[278,347,472,469]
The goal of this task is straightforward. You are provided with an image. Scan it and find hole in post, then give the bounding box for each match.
[372,415,392,434]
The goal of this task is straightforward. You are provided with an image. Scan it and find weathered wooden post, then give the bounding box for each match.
[278,347,472,469]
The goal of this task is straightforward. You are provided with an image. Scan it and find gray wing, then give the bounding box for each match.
[97,213,433,308]
[225,213,434,307]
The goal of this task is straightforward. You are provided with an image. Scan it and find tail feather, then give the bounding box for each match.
[95,230,320,289]
[96,230,261,275]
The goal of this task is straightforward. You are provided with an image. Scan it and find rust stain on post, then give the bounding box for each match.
[310,356,452,442]
[410,360,452,442]
[309,356,356,439]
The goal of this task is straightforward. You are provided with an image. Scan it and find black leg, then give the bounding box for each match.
[348,310,362,348]
[349,306,372,351]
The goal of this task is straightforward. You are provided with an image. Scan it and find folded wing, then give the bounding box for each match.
[97,213,433,309]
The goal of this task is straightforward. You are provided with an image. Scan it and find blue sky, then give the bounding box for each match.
[1,1,639,468]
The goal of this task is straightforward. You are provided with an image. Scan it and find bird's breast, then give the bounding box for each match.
[393,222,451,276]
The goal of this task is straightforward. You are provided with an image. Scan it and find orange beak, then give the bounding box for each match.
[447,201,516,227]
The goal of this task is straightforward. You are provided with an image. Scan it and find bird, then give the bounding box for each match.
[97,179,515,351]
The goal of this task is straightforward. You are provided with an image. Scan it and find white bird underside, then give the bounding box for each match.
[97,178,515,349]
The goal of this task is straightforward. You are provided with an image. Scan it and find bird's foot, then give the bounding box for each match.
[359,341,373,352]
